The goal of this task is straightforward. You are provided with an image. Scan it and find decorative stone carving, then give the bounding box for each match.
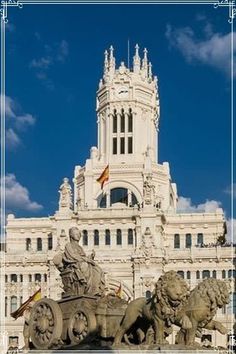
[143,174,155,206]
[138,227,157,258]
[53,227,105,297]
[58,178,72,211]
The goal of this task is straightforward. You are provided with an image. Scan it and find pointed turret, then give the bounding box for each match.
[148,62,152,80]
[142,48,148,78]
[133,43,141,74]
[109,45,116,75]
[103,49,109,78]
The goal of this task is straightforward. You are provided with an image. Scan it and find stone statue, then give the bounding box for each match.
[175,278,231,346]
[59,178,72,210]
[143,174,155,206]
[113,271,191,346]
[53,227,105,296]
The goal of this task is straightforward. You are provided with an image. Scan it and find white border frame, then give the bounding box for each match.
[0,1,235,353]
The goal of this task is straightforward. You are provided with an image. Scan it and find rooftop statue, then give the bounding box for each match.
[53,227,105,296]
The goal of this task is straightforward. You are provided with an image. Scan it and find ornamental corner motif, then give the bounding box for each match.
[214,0,236,23]
[0,1,23,23]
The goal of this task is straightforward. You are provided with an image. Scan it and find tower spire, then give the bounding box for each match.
[103,49,109,78]
[133,43,141,74]
[148,62,152,80]
[109,45,116,76]
[142,48,148,78]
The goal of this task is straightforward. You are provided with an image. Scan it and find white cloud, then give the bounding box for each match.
[226,218,236,243]
[166,24,235,77]
[177,196,222,213]
[29,39,69,88]
[1,174,43,212]
[6,128,21,149]
[0,95,36,149]
[224,183,236,199]
[30,57,52,69]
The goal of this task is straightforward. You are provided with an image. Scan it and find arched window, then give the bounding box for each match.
[48,234,53,250]
[120,108,125,133]
[5,275,7,283]
[145,290,152,299]
[222,270,226,278]
[203,270,210,279]
[177,271,184,278]
[20,274,23,282]
[29,274,32,282]
[10,296,17,313]
[5,297,7,317]
[197,233,203,246]
[174,234,180,249]
[111,188,128,205]
[185,234,192,248]
[99,188,138,208]
[83,230,88,246]
[113,109,117,133]
[35,274,41,282]
[196,270,200,279]
[128,229,134,245]
[116,229,122,245]
[11,274,17,283]
[44,274,47,282]
[94,230,99,246]
[228,269,235,278]
[187,271,191,279]
[26,238,31,251]
[105,229,110,245]
[212,270,217,278]
[37,238,42,251]
[128,108,133,132]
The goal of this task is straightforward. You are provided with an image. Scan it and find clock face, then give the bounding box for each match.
[116,86,129,98]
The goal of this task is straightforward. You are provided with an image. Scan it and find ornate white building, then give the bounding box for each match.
[2,45,235,349]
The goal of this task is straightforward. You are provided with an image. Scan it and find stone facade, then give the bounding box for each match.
[1,46,235,349]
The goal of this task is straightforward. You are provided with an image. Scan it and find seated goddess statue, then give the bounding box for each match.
[53,227,105,297]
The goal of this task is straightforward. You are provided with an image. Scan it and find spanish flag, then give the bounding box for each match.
[115,283,122,298]
[11,288,41,320]
[97,165,109,189]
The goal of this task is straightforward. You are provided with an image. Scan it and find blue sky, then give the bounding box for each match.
[3,3,235,228]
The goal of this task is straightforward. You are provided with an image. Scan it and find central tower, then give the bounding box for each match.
[96,45,160,164]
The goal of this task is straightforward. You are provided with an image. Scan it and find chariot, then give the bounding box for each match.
[29,294,127,350]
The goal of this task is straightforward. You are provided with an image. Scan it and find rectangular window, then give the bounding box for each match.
[48,235,53,250]
[113,138,117,154]
[128,229,133,245]
[174,234,180,249]
[113,115,117,133]
[83,230,88,246]
[120,137,125,154]
[105,230,110,245]
[197,233,203,245]
[185,234,192,248]
[128,137,133,154]
[5,297,7,317]
[94,230,99,246]
[120,114,125,132]
[116,229,122,245]
[128,114,133,132]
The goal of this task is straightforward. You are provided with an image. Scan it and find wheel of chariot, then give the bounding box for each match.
[68,305,97,345]
[29,298,63,350]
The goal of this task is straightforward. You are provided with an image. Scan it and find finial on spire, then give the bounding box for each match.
[110,45,114,59]
[144,48,148,61]
[141,48,148,78]
[133,43,141,74]
[148,62,152,79]
[104,49,109,76]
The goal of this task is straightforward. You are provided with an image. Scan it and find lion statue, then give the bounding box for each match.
[113,271,191,346]
[175,278,231,346]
